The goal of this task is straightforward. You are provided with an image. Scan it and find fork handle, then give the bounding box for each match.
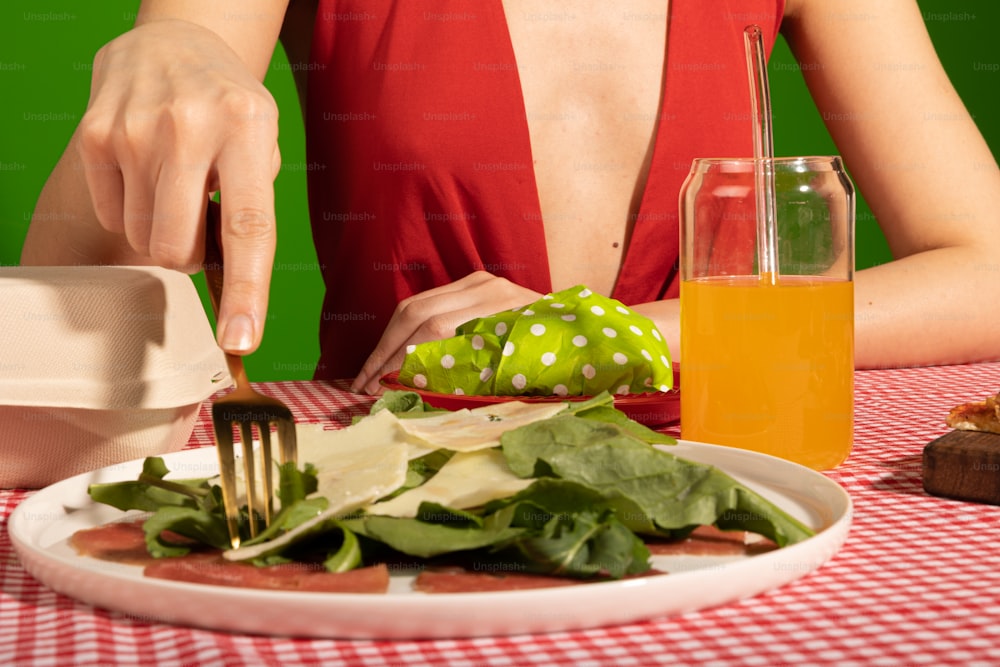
[204,200,251,391]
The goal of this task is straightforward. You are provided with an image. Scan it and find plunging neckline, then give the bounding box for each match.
[493,1,674,298]
[306,0,785,378]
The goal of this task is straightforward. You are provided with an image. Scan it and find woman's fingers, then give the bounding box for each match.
[352,273,542,394]
[213,98,280,354]
[120,163,156,256]
[149,159,209,273]
[77,109,125,236]
[354,272,499,385]
[352,274,493,390]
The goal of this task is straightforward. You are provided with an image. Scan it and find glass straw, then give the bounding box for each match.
[743,25,778,284]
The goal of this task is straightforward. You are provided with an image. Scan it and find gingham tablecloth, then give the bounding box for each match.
[3,364,1000,666]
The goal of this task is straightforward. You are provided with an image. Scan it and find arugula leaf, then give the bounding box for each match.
[323,524,363,572]
[142,505,231,557]
[341,509,525,559]
[501,506,648,578]
[571,404,675,445]
[561,392,615,414]
[244,497,330,546]
[563,392,670,443]
[87,457,214,513]
[277,461,318,508]
[501,416,814,546]
[380,449,455,502]
[242,516,363,572]
[490,480,651,578]
[370,389,428,415]
[363,390,447,422]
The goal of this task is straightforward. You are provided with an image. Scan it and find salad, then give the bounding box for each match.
[84,391,813,585]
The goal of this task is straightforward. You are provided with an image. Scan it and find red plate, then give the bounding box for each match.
[379,367,680,427]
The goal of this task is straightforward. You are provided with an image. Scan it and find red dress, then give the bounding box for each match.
[306,0,784,379]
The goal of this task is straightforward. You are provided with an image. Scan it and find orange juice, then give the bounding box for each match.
[680,275,853,469]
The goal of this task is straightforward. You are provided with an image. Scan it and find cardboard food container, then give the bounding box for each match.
[0,266,229,488]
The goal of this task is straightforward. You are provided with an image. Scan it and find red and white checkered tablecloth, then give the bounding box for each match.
[3,365,1000,666]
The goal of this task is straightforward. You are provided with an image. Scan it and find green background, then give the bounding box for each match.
[1,1,997,380]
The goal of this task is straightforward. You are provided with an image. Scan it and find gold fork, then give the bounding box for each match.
[203,201,297,549]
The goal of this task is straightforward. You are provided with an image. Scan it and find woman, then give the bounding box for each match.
[21,0,1000,394]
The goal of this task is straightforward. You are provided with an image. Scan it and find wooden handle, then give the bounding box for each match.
[203,200,225,319]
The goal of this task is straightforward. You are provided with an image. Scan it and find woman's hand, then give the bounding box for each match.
[351,272,543,395]
[77,18,282,353]
[19,4,289,474]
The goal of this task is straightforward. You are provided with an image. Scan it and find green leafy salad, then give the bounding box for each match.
[88,391,814,581]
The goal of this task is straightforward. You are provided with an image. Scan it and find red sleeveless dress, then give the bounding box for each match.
[306,0,784,379]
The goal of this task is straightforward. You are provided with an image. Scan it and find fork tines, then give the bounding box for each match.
[212,403,297,549]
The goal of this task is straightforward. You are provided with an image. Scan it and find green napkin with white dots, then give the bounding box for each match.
[398,285,673,397]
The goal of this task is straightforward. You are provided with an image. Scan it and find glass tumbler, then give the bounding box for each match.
[679,156,855,470]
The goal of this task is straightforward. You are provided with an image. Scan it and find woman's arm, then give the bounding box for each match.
[781,0,1000,367]
[22,0,291,354]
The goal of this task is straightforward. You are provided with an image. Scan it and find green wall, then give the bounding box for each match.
[2,1,997,380]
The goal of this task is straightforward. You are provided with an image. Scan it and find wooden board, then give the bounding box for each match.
[923,430,1000,505]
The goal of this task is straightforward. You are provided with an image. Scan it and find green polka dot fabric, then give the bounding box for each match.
[398,285,673,397]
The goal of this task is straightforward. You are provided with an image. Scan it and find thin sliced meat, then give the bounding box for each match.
[70,520,199,565]
[645,525,778,556]
[144,558,390,594]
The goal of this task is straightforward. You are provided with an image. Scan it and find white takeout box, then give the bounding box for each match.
[0,266,230,488]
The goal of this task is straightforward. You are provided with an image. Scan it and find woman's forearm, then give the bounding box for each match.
[633,245,1000,371]
[853,247,1000,369]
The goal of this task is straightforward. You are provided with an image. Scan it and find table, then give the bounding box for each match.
[3,363,1000,666]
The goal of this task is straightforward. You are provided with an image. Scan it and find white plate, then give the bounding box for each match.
[9,442,851,639]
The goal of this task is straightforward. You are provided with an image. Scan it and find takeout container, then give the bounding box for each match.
[0,266,229,488]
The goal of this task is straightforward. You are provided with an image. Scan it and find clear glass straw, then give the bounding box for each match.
[744,25,778,284]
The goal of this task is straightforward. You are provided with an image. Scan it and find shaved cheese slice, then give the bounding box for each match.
[365,448,534,518]
[300,412,410,507]
[396,401,568,452]
[225,410,409,561]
